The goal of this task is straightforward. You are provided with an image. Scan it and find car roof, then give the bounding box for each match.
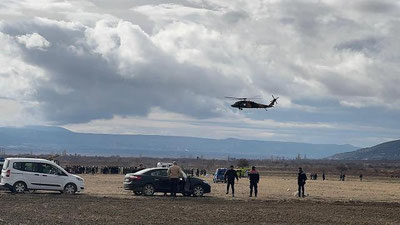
[134,167,166,174]
[5,158,53,163]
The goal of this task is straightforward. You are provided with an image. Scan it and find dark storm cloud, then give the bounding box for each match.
[335,38,380,54]
[353,0,400,14]
[1,18,242,124]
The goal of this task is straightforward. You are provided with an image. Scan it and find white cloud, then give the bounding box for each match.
[16,33,50,50]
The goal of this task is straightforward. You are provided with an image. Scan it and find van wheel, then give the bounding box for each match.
[64,183,77,195]
[13,182,27,194]
[193,185,204,197]
[143,184,155,196]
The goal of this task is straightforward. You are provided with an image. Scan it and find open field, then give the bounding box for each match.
[1,174,400,224]
[81,174,400,203]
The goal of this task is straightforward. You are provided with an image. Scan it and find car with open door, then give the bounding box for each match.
[123,167,211,197]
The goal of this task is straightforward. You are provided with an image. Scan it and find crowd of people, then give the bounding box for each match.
[64,161,366,199]
[64,164,147,175]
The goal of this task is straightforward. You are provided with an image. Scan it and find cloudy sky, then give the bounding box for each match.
[1,0,400,147]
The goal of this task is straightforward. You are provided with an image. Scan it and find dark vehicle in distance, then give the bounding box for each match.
[123,167,211,197]
[213,168,227,183]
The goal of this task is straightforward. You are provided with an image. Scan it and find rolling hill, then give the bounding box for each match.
[330,139,400,160]
[0,126,358,159]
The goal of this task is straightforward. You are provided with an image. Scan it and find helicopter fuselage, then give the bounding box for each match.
[231,100,269,110]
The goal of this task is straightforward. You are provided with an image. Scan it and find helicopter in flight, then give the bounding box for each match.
[225,95,279,111]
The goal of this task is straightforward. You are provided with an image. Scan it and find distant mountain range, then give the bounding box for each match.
[330,139,400,160]
[0,126,358,159]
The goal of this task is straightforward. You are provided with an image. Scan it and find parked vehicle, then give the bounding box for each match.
[213,168,227,183]
[0,158,84,194]
[123,167,211,197]
[0,158,4,190]
[156,162,173,168]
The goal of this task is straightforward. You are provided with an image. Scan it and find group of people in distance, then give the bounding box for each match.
[224,165,259,197]
[167,162,309,198]
[224,165,308,198]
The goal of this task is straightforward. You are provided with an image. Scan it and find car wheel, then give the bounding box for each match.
[63,183,77,195]
[13,181,27,194]
[143,184,155,196]
[193,185,204,197]
[133,191,143,196]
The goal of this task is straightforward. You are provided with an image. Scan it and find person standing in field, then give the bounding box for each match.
[359,174,363,181]
[297,167,307,198]
[248,166,260,197]
[224,165,239,197]
[167,161,183,197]
[322,172,326,181]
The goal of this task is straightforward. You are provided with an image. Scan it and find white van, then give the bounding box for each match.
[0,158,84,194]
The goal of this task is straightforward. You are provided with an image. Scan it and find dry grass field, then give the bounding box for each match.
[1,174,400,224]
[82,174,400,203]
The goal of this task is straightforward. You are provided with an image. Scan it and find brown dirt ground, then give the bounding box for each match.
[1,174,400,224]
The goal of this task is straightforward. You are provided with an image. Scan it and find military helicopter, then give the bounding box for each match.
[225,95,279,111]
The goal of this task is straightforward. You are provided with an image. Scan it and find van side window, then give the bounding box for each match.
[13,162,23,170]
[13,162,39,172]
[40,163,62,175]
[23,162,39,172]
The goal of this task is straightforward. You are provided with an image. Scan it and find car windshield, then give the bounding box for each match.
[217,169,226,175]
[133,168,154,175]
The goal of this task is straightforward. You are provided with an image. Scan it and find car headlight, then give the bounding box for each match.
[203,180,209,184]
[76,177,84,182]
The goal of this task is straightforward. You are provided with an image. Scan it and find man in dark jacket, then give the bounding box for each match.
[297,167,307,198]
[224,165,239,197]
[248,166,260,197]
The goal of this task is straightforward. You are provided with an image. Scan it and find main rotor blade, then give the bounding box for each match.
[225,96,247,100]
[225,96,263,100]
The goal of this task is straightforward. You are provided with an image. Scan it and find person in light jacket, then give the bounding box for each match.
[167,161,183,197]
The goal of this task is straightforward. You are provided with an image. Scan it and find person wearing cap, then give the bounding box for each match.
[248,166,260,197]
[167,161,183,197]
[297,167,307,198]
[224,165,239,197]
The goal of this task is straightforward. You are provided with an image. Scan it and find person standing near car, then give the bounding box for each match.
[167,161,182,197]
[248,166,260,197]
[297,167,307,198]
[224,165,239,197]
